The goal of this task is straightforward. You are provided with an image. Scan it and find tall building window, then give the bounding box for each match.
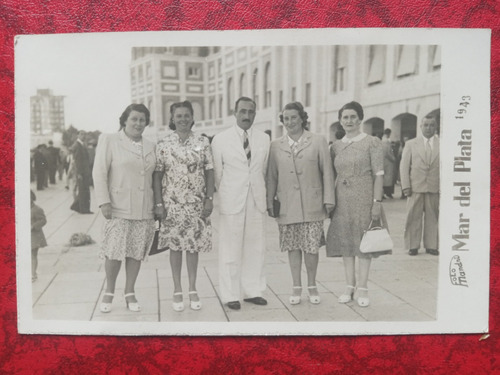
[264,62,271,108]
[209,98,215,119]
[239,73,246,98]
[187,66,201,79]
[279,90,283,111]
[305,83,311,107]
[138,66,144,82]
[146,63,152,79]
[161,62,177,78]
[227,77,234,115]
[367,45,386,85]
[333,46,348,92]
[429,45,441,71]
[252,68,259,109]
[396,45,418,77]
[291,87,296,102]
[131,69,136,84]
[219,96,223,118]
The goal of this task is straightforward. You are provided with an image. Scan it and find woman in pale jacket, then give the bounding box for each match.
[93,103,156,313]
[266,102,335,305]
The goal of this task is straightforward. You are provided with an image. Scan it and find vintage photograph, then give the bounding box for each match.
[15,29,490,335]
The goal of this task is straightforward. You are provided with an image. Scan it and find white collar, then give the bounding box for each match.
[342,132,367,143]
[234,124,252,139]
[287,132,304,146]
[422,135,436,147]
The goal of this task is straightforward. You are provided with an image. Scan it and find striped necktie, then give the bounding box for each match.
[243,130,251,164]
[425,139,432,164]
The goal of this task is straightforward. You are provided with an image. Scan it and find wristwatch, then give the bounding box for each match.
[205,196,213,201]
[373,199,382,203]
[155,203,164,207]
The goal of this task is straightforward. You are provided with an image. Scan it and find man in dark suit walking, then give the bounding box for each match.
[70,131,93,214]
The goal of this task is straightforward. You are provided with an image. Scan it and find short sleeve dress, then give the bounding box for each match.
[326,134,391,258]
[155,132,213,253]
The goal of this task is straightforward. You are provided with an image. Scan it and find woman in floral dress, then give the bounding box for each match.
[326,101,391,308]
[153,101,215,312]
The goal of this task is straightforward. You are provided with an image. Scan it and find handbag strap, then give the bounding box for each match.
[368,219,384,230]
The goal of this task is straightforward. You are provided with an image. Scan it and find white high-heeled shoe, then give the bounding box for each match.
[189,291,202,310]
[173,292,185,312]
[356,287,370,307]
[307,286,321,305]
[124,293,141,312]
[99,292,114,313]
[289,286,302,305]
[338,285,355,304]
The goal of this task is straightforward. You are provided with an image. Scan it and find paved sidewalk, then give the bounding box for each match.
[30,179,438,323]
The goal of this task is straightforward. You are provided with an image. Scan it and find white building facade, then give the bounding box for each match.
[130,45,441,142]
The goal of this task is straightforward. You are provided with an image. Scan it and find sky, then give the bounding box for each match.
[16,33,133,132]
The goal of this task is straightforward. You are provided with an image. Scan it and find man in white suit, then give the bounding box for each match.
[212,97,270,310]
[400,116,440,256]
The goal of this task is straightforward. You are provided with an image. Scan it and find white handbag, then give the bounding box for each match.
[359,220,393,253]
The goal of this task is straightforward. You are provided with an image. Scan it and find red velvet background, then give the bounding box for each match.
[1,1,498,373]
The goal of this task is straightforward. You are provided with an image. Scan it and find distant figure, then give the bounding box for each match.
[31,190,47,282]
[400,116,440,256]
[46,140,60,185]
[211,97,270,311]
[70,131,93,214]
[40,144,50,188]
[33,144,48,191]
[58,147,68,181]
[87,141,96,187]
[382,129,396,198]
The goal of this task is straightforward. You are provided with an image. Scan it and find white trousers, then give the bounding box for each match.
[218,188,266,303]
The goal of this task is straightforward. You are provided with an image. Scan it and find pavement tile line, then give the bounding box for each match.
[203,266,229,322]
[267,285,300,322]
[90,277,107,321]
[32,273,58,308]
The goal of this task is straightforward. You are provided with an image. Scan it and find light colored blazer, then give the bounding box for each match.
[400,136,439,193]
[212,125,270,215]
[266,131,335,225]
[93,131,156,220]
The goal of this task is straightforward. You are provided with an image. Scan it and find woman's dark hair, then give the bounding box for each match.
[169,101,195,131]
[279,102,309,128]
[338,101,364,121]
[119,103,151,130]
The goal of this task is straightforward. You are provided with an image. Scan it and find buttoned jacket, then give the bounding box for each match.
[212,125,270,215]
[266,130,335,225]
[93,131,156,220]
[400,135,440,193]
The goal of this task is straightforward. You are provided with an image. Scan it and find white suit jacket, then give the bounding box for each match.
[400,135,440,193]
[212,125,270,215]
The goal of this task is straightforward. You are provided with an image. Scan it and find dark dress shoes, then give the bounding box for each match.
[408,248,418,256]
[243,297,268,305]
[426,249,439,256]
[226,301,241,310]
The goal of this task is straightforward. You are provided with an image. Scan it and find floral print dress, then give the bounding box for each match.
[155,132,213,253]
